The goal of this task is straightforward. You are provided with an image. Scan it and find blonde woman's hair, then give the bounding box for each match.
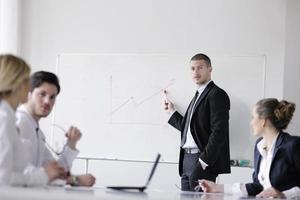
[0,54,31,98]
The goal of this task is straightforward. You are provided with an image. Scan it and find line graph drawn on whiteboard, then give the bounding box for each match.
[108,77,176,126]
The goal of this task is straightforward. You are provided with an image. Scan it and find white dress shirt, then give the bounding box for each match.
[16,105,79,171]
[224,134,300,198]
[0,100,48,186]
[182,80,211,150]
[256,134,278,189]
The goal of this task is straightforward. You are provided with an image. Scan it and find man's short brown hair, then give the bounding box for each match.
[190,53,211,67]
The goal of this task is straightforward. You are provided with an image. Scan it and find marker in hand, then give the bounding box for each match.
[194,180,203,192]
[163,90,169,110]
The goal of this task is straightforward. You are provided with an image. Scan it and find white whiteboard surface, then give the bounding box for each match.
[52,54,265,162]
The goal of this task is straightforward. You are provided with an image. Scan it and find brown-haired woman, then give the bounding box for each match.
[196,98,300,198]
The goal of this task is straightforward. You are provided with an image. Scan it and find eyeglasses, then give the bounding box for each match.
[52,123,67,136]
[41,124,70,170]
[42,124,68,156]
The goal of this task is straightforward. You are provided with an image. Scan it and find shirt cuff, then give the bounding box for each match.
[64,145,79,157]
[224,184,233,194]
[59,146,79,170]
[224,183,247,196]
[198,158,208,170]
[22,165,49,186]
[283,186,300,199]
[168,109,176,119]
[50,179,66,186]
[38,167,49,185]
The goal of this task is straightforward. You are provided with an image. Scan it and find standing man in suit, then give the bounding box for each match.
[164,53,231,191]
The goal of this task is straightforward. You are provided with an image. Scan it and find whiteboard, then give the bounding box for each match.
[52,54,265,162]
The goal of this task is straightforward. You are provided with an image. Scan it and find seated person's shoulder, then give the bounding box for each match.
[15,110,34,138]
[281,132,300,150]
[291,135,300,147]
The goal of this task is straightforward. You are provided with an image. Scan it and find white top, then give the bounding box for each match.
[224,135,300,198]
[256,134,278,189]
[182,80,211,149]
[0,100,48,186]
[16,105,79,171]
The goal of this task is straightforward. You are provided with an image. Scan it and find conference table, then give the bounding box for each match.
[0,186,285,200]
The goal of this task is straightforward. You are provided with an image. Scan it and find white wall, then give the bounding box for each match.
[17,0,293,190]
[284,0,300,136]
[20,0,286,98]
[0,0,21,54]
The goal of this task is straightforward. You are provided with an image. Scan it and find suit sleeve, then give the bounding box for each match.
[280,136,300,198]
[245,172,263,196]
[292,137,300,185]
[199,89,230,166]
[245,140,263,196]
[168,111,184,132]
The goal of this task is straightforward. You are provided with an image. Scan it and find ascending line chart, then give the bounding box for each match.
[108,76,175,126]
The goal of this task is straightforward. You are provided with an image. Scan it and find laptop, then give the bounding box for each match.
[106,153,161,192]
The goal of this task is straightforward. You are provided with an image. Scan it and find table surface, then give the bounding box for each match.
[0,186,286,200]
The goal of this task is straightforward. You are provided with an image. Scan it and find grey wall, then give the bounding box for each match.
[0,0,21,54]
[284,0,300,136]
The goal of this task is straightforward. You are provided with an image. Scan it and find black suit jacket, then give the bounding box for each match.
[168,81,231,176]
[246,132,300,196]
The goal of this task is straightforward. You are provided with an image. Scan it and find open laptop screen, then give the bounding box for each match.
[106,153,161,192]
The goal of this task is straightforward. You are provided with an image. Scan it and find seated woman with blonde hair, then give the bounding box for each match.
[0,54,66,186]
[197,98,300,199]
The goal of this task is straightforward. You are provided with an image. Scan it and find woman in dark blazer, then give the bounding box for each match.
[196,98,300,199]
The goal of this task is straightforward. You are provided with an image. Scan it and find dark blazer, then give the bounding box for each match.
[246,132,300,196]
[168,81,231,176]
